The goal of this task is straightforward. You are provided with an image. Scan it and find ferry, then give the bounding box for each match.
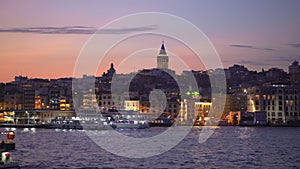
[44,118,83,130]
[111,119,149,129]
[80,119,113,130]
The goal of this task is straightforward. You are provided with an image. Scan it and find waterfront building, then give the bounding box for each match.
[222,94,232,119]
[82,92,97,109]
[0,111,15,123]
[48,87,60,110]
[59,97,71,111]
[0,110,37,124]
[34,95,42,109]
[179,98,212,125]
[124,100,140,111]
[227,111,241,125]
[230,90,248,112]
[253,111,267,125]
[23,84,35,110]
[247,83,300,124]
[35,86,49,109]
[98,92,114,109]
[194,101,212,125]
[4,93,23,110]
[179,99,189,123]
[165,98,179,118]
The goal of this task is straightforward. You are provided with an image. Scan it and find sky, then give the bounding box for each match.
[1,0,300,82]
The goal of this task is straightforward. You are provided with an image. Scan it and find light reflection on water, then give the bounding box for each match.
[5,127,300,169]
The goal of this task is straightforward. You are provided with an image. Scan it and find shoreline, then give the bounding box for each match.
[0,123,299,129]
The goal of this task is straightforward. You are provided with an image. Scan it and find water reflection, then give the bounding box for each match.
[6,127,300,168]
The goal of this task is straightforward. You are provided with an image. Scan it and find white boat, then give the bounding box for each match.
[44,119,83,130]
[80,120,113,130]
[111,119,149,129]
[0,152,20,169]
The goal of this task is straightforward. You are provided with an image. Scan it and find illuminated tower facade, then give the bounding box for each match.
[157,41,169,69]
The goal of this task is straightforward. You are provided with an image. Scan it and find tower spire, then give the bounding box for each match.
[159,40,167,55]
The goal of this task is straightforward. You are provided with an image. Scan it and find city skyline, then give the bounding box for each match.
[0,60,297,83]
[1,0,300,82]
[1,1,300,168]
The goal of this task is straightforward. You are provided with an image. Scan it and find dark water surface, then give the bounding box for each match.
[6,127,300,169]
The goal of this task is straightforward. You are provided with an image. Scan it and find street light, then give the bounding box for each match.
[12,111,15,124]
[25,111,29,124]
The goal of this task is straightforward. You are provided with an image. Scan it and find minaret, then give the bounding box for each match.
[157,41,169,69]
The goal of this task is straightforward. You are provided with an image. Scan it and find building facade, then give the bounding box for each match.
[247,83,300,124]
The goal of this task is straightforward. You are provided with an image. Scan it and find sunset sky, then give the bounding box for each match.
[1,0,300,82]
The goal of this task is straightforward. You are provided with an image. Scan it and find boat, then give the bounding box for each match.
[0,152,20,169]
[111,119,149,129]
[0,132,19,168]
[107,109,150,129]
[0,131,15,151]
[80,119,113,130]
[149,118,175,127]
[44,118,83,130]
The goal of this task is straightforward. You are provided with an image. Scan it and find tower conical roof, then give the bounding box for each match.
[159,41,167,55]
